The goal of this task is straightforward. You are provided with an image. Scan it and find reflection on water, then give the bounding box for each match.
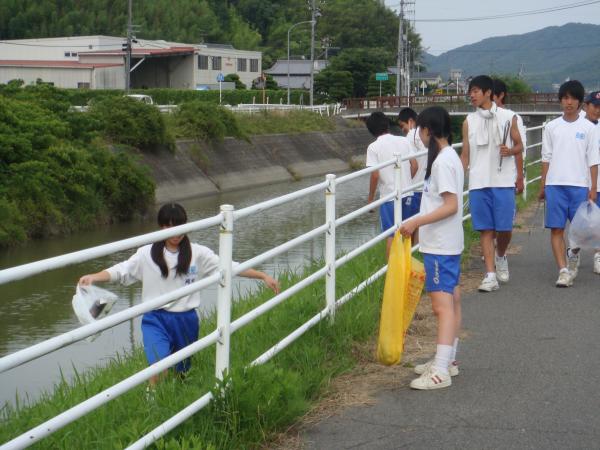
[0,174,380,406]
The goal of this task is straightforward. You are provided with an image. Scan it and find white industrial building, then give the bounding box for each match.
[0,36,262,90]
[265,59,328,89]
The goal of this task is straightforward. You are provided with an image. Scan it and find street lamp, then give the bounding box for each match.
[287,20,314,105]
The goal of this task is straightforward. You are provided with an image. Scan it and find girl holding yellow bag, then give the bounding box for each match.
[400,107,464,390]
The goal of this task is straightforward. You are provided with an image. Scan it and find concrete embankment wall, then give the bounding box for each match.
[139,127,374,203]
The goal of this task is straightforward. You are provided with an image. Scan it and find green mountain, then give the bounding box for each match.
[424,23,600,91]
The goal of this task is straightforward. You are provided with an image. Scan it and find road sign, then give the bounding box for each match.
[216,73,225,82]
[375,72,389,81]
[420,81,427,88]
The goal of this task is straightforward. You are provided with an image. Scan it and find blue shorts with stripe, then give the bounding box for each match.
[469,187,515,232]
[141,309,199,373]
[423,253,461,294]
[544,185,588,229]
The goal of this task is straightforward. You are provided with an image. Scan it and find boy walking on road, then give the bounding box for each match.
[579,90,600,274]
[461,75,524,292]
[366,112,417,258]
[539,81,599,287]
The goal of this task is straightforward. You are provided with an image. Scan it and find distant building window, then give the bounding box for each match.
[72,52,78,57]
[198,55,209,70]
[77,82,91,89]
[250,59,259,72]
[237,58,247,72]
[64,52,71,57]
[212,56,222,71]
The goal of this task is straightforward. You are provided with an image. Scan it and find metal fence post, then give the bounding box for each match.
[393,152,403,227]
[215,204,234,381]
[523,143,528,201]
[325,174,336,321]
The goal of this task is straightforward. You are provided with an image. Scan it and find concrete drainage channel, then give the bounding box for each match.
[140,128,374,203]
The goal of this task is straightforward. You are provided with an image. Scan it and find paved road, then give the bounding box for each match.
[303,215,600,449]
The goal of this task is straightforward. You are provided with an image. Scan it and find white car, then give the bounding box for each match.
[124,94,154,105]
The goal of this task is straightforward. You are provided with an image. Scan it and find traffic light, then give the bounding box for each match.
[122,41,130,52]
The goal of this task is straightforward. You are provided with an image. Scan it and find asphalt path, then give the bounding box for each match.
[303,213,600,449]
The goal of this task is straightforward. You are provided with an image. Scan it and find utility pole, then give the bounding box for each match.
[309,0,316,106]
[396,0,404,99]
[125,0,132,94]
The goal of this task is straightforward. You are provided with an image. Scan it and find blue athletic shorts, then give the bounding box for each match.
[141,309,199,373]
[544,185,589,229]
[380,201,395,231]
[402,191,422,219]
[423,254,461,294]
[469,187,516,231]
[596,194,600,209]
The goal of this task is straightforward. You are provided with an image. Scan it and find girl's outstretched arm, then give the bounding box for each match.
[79,270,111,285]
[239,269,281,294]
[399,192,458,237]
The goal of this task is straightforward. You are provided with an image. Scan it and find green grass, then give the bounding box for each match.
[0,246,387,449]
[235,110,336,136]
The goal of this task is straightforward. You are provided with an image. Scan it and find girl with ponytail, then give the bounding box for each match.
[399,107,465,390]
[79,203,279,386]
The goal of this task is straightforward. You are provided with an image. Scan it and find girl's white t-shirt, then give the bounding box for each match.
[106,243,230,312]
[466,107,517,190]
[366,133,414,199]
[406,128,428,192]
[419,146,465,255]
[542,115,600,187]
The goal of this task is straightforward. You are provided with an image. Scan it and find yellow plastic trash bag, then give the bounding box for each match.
[376,233,425,366]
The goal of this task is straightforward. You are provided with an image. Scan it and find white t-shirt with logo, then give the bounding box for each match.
[366,133,413,199]
[419,146,465,255]
[406,128,428,192]
[106,243,231,312]
[542,115,600,187]
[587,117,600,191]
[466,107,517,190]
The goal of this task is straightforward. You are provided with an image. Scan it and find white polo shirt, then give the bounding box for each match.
[542,115,600,187]
[366,133,413,199]
[419,146,465,255]
[106,243,230,312]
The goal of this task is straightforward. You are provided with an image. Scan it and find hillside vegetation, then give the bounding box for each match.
[424,23,600,91]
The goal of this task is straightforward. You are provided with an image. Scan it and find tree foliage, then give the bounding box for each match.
[173,101,247,142]
[0,85,154,246]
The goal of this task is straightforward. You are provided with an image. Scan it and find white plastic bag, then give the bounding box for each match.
[569,200,600,250]
[72,285,118,326]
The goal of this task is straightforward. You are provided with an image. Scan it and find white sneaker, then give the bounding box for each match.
[567,248,580,279]
[414,359,459,377]
[478,274,499,292]
[594,253,600,275]
[555,269,573,287]
[410,366,451,390]
[495,255,509,283]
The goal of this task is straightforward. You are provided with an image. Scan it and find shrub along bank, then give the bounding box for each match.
[0,83,157,247]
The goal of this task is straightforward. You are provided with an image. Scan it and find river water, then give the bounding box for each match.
[0,174,381,407]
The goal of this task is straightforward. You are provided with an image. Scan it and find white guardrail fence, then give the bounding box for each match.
[0,124,545,449]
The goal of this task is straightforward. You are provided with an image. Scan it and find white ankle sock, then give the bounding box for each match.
[433,344,453,374]
[451,338,459,362]
[486,272,496,279]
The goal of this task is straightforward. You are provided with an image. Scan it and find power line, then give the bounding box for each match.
[390,0,600,23]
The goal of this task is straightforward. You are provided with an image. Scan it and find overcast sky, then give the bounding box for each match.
[384,0,600,55]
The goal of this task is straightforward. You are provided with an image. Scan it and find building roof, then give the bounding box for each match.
[80,46,196,58]
[265,59,329,75]
[0,60,122,69]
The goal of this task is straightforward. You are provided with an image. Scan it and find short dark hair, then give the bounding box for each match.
[492,78,507,97]
[366,111,390,137]
[558,80,584,103]
[398,107,417,124]
[468,75,494,97]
